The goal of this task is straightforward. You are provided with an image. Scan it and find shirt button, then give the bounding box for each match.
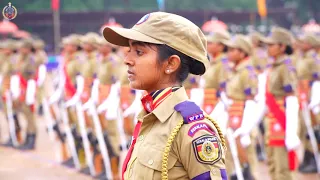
[148,159,154,165]
[138,135,144,141]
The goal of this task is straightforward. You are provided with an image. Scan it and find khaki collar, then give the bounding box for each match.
[234,58,250,72]
[137,87,189,123]
[273,55,289,66]
[305,49,316,58]
[211,53,226,64]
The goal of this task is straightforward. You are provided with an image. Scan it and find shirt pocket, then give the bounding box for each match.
[137,145,178,180]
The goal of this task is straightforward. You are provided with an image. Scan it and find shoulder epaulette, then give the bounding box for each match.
[174,101,205,124]
[246,65,256,79]
[284,58,296,72]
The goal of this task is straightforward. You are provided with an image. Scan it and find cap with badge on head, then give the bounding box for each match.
[81,32,99,48]
[261,27,293,46]
[205,30,230,44]
[62,35,81,47]
[250,31,264,43]
[17,39,34,49]
[222,34,253,55]
[33,39,45,49]
[2,39,17,51]
[298,33,319,47]
[102,12,209,75]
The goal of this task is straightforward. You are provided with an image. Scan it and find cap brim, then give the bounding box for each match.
[260,37,276,44]
[221,40,237,49]
[103,27,164,46]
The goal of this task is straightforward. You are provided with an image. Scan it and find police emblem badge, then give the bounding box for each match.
[192,134,222,164]
[2,2,17,20]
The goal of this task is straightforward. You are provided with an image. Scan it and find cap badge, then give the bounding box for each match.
[136,13,150,25]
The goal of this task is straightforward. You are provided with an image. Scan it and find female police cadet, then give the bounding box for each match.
[235,27,300,180]
[103,12,227,180]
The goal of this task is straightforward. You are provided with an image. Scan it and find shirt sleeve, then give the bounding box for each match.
[281,64,297,94]
[240,68,258,97]
[176,119,227,180]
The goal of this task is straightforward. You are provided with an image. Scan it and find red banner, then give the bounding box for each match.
[51,0,60,11]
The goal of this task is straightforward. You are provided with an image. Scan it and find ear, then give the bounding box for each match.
[164,55,181,75]
[280,44,286,52]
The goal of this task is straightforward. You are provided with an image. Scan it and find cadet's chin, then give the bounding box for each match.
[129,81,139,90]
[129,81,145,91]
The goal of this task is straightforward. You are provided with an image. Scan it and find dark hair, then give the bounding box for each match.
[285,45,293,55]
[77,46,82,51]
[155,44,204,83]
[278,43,293,55]
[223,45,228,53]
[257,41,264,47]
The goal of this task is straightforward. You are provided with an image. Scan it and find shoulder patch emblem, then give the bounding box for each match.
[174,101,205,124]
[188,122,215,137]
[192,134,222,165]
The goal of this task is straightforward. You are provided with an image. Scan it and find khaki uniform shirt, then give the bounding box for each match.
[316,52,320,80]
[226,59,258,101]
[0,54,15,94]
[97,61,114,85]
[65,53,81,85]
[267,55,297,98]
[203,53,229,90]
[34,50,48,67]
[291,51,303,71]
[80,51,98,79]
[297,49,319,81]
[124,87,226,180]
[16,53,37,80]
[251,47,268,72]
[183,75,201,89]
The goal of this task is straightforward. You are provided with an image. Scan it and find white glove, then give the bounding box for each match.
[105,83,121,120]
[233,100,257,138]
[220,91,233,108]
[285,96,301,151]
[97,82,120,114]
[285,134,300,151]
[82,98,93,111]
[25,79,36,105]
[254,72,267,102]
[240,134,251,148]
[234,99,267,138]
[10,75,20,100]
[309,81,320,114]
[199,78,206,89]
[189,88,204,107]
[49,75,66,105]
[210,100,226,120]
[216,109,229,136]
[65,75,84,108]
[37,64,47,87]
[91,79,100,105]
[0,75,3,87]
[123,90,144,118]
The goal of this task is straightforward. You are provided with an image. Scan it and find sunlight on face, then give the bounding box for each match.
[267,43,282,58]
[125,40,162,92]
[227,48,241,62]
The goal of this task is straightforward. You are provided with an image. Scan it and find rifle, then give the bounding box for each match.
[5,91,19,147]
[59,102,81,170]
[75,102,96,176]
[302,101,320,174]
[226,128,244,180]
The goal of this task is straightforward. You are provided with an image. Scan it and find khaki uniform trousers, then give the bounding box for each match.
[266,146,294,180]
